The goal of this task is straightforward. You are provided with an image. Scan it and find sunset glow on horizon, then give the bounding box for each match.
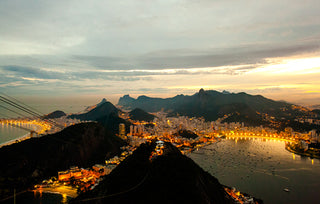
[0,0,319,106]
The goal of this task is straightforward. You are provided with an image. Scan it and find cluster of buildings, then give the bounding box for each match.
[0,116,83,137]
[121,114,219,153]
[0,118,52,135]
[292,105,320,125]
[34,146,136,196]
[126,113,216,138]
[121,110,320,155]
[48,165,113,193]
[295,118,320,125]
[225,187,256,204]
[105,145,136,165]
[149,140,165,161]
[45,116,82,134]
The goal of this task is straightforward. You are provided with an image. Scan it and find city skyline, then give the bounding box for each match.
[0,0,320,105]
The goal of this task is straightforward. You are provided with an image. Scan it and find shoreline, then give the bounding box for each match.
[0,132,32,148]
[0,123,43,148]
[285,145,320,159]
[32,185,78,198]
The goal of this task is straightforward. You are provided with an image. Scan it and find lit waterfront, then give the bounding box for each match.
[0,119,52,148]
[33,184,78,199]
[0,123,29,145]
[225,135,296,143]
[189,137,320,204]
[0,119,52,134]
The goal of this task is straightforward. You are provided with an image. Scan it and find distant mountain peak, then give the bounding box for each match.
[222,90,231,94]
[123,94,132,98]
[97,98,107,107]
[199,88,205,93]
[69,101,119,121]
[137,95,149,100]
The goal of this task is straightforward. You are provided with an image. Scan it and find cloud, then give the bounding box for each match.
[1,41,319,77]
[0,65,154,87]
[1,0,320,56]
[1,65,64,80]
[1,0,320,105]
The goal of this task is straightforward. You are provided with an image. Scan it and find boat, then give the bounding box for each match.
[283,188,290,192]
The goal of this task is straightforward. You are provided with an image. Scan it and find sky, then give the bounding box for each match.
[0,0,320,106]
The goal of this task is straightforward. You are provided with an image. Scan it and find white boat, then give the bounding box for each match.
[283,188,290,192]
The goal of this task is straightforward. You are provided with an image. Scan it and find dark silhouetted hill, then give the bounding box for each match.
[69,101,119,121]
[71,141,234,204]
[97,98,107,107]
[173,129,199,139]
[69,100,133,134]
[96,112,132,135]
[42,110,66,119]
[84,98,108,112]
[129,108,155,122]
[118,94,137,109]
[0,122,124,200]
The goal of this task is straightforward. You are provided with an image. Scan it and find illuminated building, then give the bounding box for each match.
[119,123,126,140]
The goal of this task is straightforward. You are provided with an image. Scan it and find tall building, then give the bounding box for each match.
[309,129,318,143]
[129,125,133,136]
[119,123,126,140]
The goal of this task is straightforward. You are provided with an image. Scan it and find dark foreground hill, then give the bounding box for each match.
[129,108,155,122]
[0,122,124,201]
[71,141,235,204]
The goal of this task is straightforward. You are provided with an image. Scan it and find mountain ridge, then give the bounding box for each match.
[118,89,318,129]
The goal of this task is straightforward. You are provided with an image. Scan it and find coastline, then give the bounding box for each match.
[285,144,320,159]
[33,185,78,198]
[0,123,43,149]
[0,132,32,148]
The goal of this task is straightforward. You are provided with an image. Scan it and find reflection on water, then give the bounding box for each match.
[0,124,29,144]
[189,138,320,204]
[3,191,72,204]
[61,194,67,204]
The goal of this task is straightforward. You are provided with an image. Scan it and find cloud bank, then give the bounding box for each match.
[0,0,320,105]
